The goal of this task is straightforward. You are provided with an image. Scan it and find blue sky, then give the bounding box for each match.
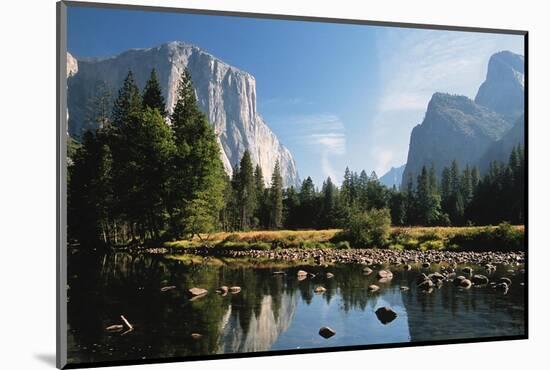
[68,6,524,187]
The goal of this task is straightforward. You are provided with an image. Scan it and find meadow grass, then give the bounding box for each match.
[163,224,524,252]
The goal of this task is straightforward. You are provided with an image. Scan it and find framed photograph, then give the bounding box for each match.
[57,1,527,368]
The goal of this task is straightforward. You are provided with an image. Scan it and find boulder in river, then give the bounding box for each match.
[326,272,334,279]
[368,284,380,292]
[375,307,398,324]
[363,267,373,275]
[191,333,203,340]
[229,286,241,294]
[459,279,472,289]
[314,286,327,293]
[319,326,336,339]
[297,270,308,277]
[472,274,489,285]
[188,287,208,297]
[216,286,229,295]
[498,277,512,286]
[453,276,466,286]
[377,270,393,279]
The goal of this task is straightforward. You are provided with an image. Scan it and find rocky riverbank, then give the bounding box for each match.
[147,246,524,268]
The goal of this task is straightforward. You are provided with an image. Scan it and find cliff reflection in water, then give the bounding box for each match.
[66,251,525,365]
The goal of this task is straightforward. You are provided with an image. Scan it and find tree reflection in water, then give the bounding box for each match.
[66,251,525,365]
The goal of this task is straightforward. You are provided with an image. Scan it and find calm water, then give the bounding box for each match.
[67,251,525,365]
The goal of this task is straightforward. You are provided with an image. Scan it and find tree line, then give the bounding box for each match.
[68,68,525,246]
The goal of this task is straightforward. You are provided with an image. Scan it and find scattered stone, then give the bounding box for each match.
[417,278,434,289]
[314,286,327,293]
[453,276,466,286]
[297,270,308,277]
[377,270,393,280]
[363,267,373,275]
[216,286,229,295]
[472,274,489,285]
[375,307,398,324]
[160,285,176,292]
[459,279,472,289]
[498,277,512,286]
[368,284,380,292]
[188,287,208,297]
[428,272,445,282]
[191,333,203,340]
[229,286,241,294]
[326,272,334,279]
[495,282,509,294]
[319,326,336,339]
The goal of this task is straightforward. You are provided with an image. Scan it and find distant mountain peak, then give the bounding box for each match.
[475,50,524,122]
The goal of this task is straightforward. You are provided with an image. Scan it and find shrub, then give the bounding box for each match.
[418,240,445,251]
[336,241,351,250]
[345,208,391,247]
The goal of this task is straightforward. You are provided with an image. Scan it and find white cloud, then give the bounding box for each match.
[284,113,347,181]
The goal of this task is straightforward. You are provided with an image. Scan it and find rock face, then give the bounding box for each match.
[380,164,405,188]
[401,51,524,186]
[478,114,525,172]
[402,93,512,185]
[67,41,299,187]
[475,51,524,123]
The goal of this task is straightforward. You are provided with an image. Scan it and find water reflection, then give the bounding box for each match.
[67,251,525,365]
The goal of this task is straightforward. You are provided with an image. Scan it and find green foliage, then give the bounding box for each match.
[449,222,523,251]
[142,68,166,117]
[335,241,351,250]
[344,208,391,247]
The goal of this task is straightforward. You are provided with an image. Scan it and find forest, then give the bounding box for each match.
[68,69,525,247]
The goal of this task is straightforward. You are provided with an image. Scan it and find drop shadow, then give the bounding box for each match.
[34,353,56,367]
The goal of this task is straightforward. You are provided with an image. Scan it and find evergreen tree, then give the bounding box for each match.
[236,150,257,229]
[142,68,166,117]
[111,70,141,128]
[168,69,225,237]
[269,160,284,229]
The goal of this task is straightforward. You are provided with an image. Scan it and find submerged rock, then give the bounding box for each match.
[375,307,398,324]
[363,267,373,275]
[472,274,489,285]
[314,286,327,294]
[319,326,336,339]
[326,272,334,279]
[368,284,380,292]
[459,279,472,289]
[188,287,208,297]
[216,286,229,295]
[377,270,393,280]
[297,270,308,277]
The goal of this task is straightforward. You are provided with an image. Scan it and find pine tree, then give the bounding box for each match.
[236,150,257,230]
[142,68,166,117]
[269,160,284,229]
[111,70,141,128]
[168,69,225,237]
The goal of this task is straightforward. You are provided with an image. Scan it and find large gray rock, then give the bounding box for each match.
[67,42,299,187]
[401,92,512,186]
[475,51,524,123]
